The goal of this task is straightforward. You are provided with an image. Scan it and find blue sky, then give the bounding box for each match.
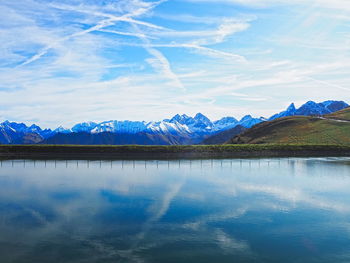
[1,0,350,127]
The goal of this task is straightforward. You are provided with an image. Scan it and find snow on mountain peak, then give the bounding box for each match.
[72,122,97,133]
[91,120,148,134]
[213,117,238,131]
[194,112,209,121]
[54,126,72,134]
[170,114,193,125]
[1,100,347,144]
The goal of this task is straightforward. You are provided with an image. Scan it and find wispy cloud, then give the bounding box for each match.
[307,77,350,92]
[150,18,251,43]
[185,0,350,10]
[18,0,166,66]
[131,23,186,91]
[0,0,349,126]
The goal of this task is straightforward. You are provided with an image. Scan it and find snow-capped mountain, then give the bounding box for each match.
[0,100,348,145]
[0,121,51,144]
[213,117,238,131]
[168,113,213,132]
[82,120,192,136]
[269,100,349,121]
[147,121,191,136]
[238,115,267,128]
[42,113,269,145]
[70,113,264,137]
[2,121,53,138]
[72,122,97,133]
[54,126,72,134]
[91,121,147,134]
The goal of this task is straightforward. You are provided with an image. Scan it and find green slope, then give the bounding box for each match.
[228,108,350,145]
[326,107,350,121]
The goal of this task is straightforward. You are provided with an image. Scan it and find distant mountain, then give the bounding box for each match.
[269,103,297,120]
[297,100,349,116]
[228,107,350,145]
[54,126,72,134]
[72,122,97,133]
[239,115,267,128]
[48,114,267,145]
[168,113,213,133]
[0,100,348,145]
[269,100,349,120]
[0,121,52,144]
[42,131,194,145]
[213,117,238,131]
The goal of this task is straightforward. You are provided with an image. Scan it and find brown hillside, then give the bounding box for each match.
[228,108,350,145]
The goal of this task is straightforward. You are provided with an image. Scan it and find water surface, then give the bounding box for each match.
[1,158,350,263]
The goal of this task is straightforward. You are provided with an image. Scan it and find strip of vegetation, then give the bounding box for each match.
[0,144,349,160]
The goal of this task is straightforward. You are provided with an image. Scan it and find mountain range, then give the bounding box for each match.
[268,100,348,120]
[0,100,348,145]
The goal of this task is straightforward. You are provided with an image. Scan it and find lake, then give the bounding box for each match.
[1,158,350,263]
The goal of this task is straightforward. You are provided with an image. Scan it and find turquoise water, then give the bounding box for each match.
[1,158,350,263]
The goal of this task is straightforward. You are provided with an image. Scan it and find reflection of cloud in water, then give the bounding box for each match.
[1,158,350,262]
[215,229,251,254]
[183,207,248,231]
[238,184,350,213]
[112,175,186,262]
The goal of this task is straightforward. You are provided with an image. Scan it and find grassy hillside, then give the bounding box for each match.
[326,107,350,121]
[229,108,350,145]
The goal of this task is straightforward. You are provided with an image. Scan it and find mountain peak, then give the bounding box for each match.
[296,100,329,116]
[170,114,193,125]
[72,121,97,133]
[240,115,252,122]
[305,100,317,105]
[320,100,349,113]
[286,103,296,112]
[194,112,205,118]
[238,115,265,128]
[27,124,42,133]
[194,113,211,122]
[54,126,71,134]
[214,116,238,124]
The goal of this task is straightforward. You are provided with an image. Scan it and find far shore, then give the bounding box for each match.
[0,144,349,160]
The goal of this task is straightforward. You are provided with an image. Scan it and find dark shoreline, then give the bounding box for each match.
[0,144,349,160]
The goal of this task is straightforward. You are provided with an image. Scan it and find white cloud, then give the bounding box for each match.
[131,43,247,62]
[0,0,349,126]
[151,18,251,45]
[18,0,167,67]
[185,0,350,11]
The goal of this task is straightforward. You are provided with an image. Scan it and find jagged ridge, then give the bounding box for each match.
[0,100,347,145]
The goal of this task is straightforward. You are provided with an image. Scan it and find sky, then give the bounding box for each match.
[1,0,350,128]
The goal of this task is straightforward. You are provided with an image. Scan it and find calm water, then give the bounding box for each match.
[1,158,350,263]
